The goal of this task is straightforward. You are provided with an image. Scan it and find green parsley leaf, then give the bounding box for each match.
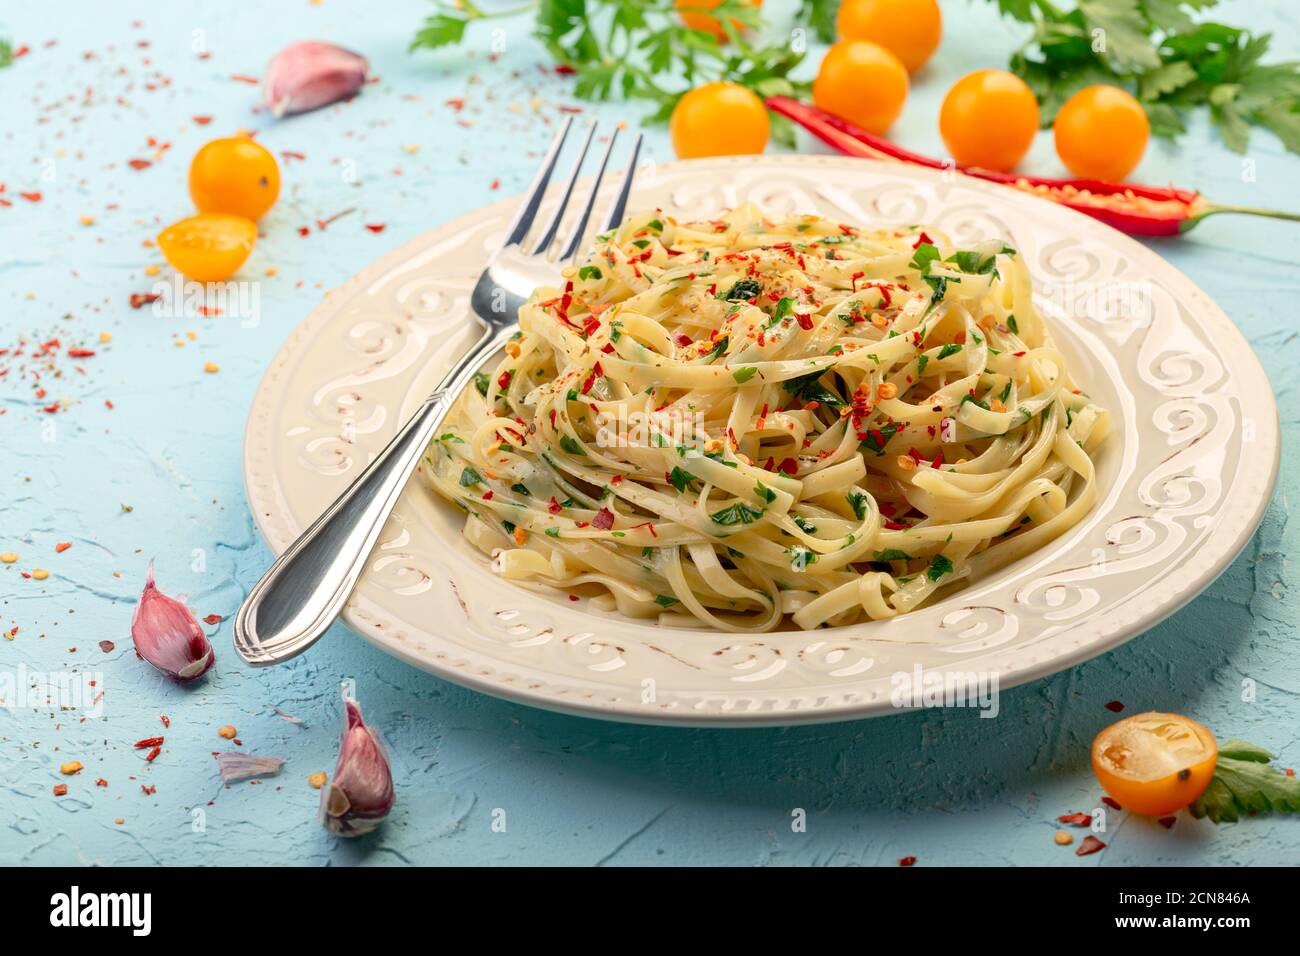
[926,553,954,582]
[732,366,758,383]
[668,466,696,492]
[1190,739,1300,823]
[710,502,765,526]
[459,467,483,487]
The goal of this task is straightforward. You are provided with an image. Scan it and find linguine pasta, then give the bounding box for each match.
[425,205,1109,632]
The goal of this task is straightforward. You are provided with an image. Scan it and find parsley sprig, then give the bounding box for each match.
[997,0,1300,153]
[1190,738,1300,823]
[411,0,1298,154]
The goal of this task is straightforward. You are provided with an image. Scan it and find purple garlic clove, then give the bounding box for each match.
[130,561,215,681]
[320,689,394,837]
[262,40,369,118]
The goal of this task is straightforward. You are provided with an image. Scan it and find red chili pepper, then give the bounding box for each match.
[766,97,1300,237]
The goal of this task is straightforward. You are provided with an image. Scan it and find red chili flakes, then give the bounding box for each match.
[364,223,386,233]
[280,150,306,162]
[592,507,615,531]
[230,73,260,84]
[1058,812,1093,826]
[160,715,170,728]
[192,115,213,125]
[497,369,513,390]
[67,349,95,358]
[445,97,465,111]
[20,191,42,203]
[129,292,160,309]
[297,225,311,237]
[53,784,68,797]
[1100,796,1122,811]
[1104,700,1125,712]
[98,639,115,652]
[141,785,156,795]
[490,179,500,190]
[134,736,164,749]
[202,613,223,625]
[55,541,72,553]
[127,158,152,170]
[145,746,161,762]
[1075,835,1106,856]
[95,778,108,787]
[547,496,562,515]
[554,64,576,75]
[898,856,916,867]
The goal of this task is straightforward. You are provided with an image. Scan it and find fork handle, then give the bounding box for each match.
[234,325,516,665]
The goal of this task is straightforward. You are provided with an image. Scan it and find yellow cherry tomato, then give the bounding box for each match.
[1054,85,1150,182]
[836,0,942,74]
[670,82,770,159]
[189,137,281,221]
[813,40,909,136]
[157,213,257,282]
[939,69,1040,172]
[675,0,761,42]
[1092,712,1218,817]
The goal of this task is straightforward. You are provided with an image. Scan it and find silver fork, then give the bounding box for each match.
[234,119,642,666]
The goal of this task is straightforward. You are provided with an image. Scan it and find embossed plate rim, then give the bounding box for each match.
[242,155,1279,726]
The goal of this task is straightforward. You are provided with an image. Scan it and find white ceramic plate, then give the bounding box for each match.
[243,156,1279,726]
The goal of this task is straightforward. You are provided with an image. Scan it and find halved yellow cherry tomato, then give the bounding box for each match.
[813,40,909,135]
[1054,85,1150,182]
[836,0,942,74]
[189,137,281,221]
[1091,712,1218,817]
[157,213,257,282]
[670,82,769,159]
[675,0,761,42]
[939,69,1040,172]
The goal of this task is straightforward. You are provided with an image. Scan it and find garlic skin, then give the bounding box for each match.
[130,561,215,681]
[320,691,394,837]
[263,41,368,118]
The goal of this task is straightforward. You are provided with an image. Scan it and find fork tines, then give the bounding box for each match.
[500,119,643,264]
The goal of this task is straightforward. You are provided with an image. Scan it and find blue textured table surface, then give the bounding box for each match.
[2,0,1297,867]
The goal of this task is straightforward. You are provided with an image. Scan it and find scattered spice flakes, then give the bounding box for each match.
[129,292,160,309]
[202,613,223,625]
[1104,700,1125,712]
[897,856,916,867]
[364,223,386,233]
[308,771,327,789]
[98,639,115,652]
[55,541,71,553]
[53,784,68,797]
[192,115,213,125]
[1076,835,1106,856]
[1058,812,1092,827]
[127,158,152,170]
[96,779,109,788]
[140,784,156,795]
[1100,796,1122,811]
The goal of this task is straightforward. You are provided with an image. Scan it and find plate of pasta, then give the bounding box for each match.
[243,155,1278,725]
